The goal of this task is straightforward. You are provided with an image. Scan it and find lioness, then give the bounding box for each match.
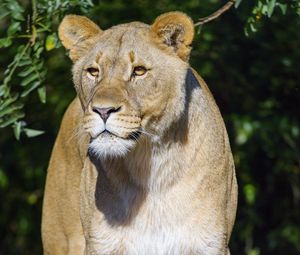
[42,12,237,255]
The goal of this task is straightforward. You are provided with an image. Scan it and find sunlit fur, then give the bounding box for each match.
[89,134,136,158]
[42,12,238,255]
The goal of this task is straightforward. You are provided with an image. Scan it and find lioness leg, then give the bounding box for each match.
[42,169,68,254]
[42,166,85,255]
[42,99,86,255]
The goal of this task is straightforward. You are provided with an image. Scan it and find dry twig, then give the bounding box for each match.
[194,0,235,27]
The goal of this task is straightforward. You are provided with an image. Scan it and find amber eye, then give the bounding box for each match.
[86,67,99,79]
[132,66,147,77]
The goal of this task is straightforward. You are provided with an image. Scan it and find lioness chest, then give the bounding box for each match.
[85,194,225,255]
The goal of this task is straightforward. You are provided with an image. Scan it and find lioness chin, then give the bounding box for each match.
[42,11,237,255]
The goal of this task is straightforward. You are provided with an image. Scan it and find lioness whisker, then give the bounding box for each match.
[128,131,141,141]
[138,129,156,138]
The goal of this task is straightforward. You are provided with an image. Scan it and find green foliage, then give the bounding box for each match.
[0,1,300,255]
[241,0,300,35]
[0,0,94,139]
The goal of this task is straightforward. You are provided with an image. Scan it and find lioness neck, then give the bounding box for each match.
[96,81,223,194]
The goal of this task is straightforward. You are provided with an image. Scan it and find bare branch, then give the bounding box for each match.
[194,0,235,27]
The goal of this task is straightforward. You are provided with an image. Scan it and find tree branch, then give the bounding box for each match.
[194,0,235,27]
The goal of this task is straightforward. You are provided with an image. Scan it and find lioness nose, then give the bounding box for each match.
[92,106,120,123]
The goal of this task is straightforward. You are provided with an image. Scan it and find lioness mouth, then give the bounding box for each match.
[88,129,139,158]
[98,130,141,141]
[100,130,115,137]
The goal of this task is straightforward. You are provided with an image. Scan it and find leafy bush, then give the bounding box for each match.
[0,0,94,138]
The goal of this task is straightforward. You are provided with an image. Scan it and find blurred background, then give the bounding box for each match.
[0,0,299,254]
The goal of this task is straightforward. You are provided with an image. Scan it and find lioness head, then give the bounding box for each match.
[59,12,194,157]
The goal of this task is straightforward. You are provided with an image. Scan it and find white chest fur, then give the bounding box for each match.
[84,189,225,255]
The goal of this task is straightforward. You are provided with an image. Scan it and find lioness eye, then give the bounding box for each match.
[132,66,147,76]
[86,67,99,78]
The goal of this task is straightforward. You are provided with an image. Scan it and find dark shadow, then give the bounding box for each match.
[166,68,201,144]
[89,154,145,226]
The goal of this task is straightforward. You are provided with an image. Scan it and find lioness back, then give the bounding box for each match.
[42,12,237,255]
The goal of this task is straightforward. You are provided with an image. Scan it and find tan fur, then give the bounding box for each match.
[151,12,194,61]
[58,15,102,61]
[42,12,238,255]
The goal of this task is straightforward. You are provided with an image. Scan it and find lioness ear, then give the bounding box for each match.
[151,12,194,61]
[58,15,102,62]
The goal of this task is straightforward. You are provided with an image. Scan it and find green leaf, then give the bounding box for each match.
[23,128,44,138]
[0,103,23,118]
[3,75,12,85]
[250,23,257,32]
[7,1,24,13]
[0,94,18,111]
[0,112,25,128]
[33,41,41,51]
[45,34,57,51]
[18,66,35,77]
[13,121,22,140]
[4,68,10,75]
[196,25,203,35]
[21,80,41,97]
[261,4,268,15]
[86,0,94,7]
[0,10,10,20]
[277,3,287,15]
[18,59,32,67]
[34,46,44,58]
[20,73,39,86]
[0,38,12,48]
[17,44,26,53]
[54,0,61,9]
[0,85,8,97]
[7,1,25,21]
[35,61,44,71]
[267,0,277,18]
[11,9,25,21]
[7,21,21,36]
[235,0,243,8]
[40,70,47,77]
[38,86,46,103]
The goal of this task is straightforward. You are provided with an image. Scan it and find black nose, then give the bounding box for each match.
[92,106,121,123]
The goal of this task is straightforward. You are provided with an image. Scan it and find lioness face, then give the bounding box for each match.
[59,13,194,157]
